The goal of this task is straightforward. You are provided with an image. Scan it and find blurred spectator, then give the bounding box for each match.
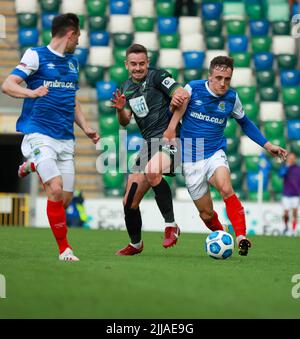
[279,152,300,235]
[66,190,91,228]
[174,0,196,17]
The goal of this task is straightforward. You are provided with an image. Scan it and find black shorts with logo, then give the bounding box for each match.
[130,139,182,176]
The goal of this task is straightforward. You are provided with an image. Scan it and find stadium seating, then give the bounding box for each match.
[18,28,39,46]
[280,70,300,87]
[18,13,38,28]
[41,14,56,30]
[158,17,178,34]
[231,68,254,87]
[203,19,222,36]
[132,0,155,17]
[230,52,251,67]
[207,36,225,50]
[256,70,275,86]
[287,120,300,140]
[15,0,38,13]
[202,3,222,19]
[40,0,60,13]
[96,81,117,101]
[182,51,205,70]
[178,16,202,36]
[156,0,175,17]
[88,16,107,31]
[246,1,263,20]
[226,20,246,35]
[285,105,300,120]
[110,0,130,15]
[250,20,269,36]
[260,102,284,122]
[236,86,256,103]
[253,52,274,71]
[277,54,297,69]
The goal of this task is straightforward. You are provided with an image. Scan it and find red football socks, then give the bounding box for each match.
[47,200,70,254]
[204,211,224,231]
[224,194,246,237]
[292,219,297,232]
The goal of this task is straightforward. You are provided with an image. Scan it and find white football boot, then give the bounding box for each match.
[59,248,80,262]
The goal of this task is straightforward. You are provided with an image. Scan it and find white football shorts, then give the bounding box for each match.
[282,196,299,210]
[183,149,230,201]
[21,133,75,192]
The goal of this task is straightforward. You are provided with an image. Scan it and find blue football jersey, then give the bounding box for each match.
[12,46,80,140]
[181,80,245,162]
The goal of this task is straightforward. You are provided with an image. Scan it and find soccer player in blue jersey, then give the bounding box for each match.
[2,13,99,261]
[165,56,287,256]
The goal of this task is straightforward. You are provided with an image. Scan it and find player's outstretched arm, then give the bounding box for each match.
[237,115,288,161]
[111,89,132,126]
[2,75,48,99]
[75,99,100,144]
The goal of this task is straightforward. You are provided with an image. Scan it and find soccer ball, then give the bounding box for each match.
[205,230,234,259]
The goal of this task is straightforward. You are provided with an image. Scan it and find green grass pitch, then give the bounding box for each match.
[0,227,300,319]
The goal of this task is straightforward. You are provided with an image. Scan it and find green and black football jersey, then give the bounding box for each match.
[120,68,181,141]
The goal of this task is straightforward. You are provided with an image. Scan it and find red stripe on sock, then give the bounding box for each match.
[224,194,246,237]
[204,211,224,231]
[47,200,70,254]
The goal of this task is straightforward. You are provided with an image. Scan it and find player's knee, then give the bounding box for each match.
[200,210,214,224]
[217,183,234,199]
[145,173,162,186]
[47,182,64,200]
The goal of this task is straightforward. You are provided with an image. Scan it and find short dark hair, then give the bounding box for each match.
[126,44,148,58]
[52,13,79,38]
[209,56,234,74]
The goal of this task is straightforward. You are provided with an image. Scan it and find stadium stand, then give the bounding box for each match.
[1,0,299,201]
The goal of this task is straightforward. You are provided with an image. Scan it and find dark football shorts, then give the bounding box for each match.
[130,139,182,176]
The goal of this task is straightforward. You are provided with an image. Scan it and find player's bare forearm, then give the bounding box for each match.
[75,99,100,143]
[163,96,190,141]
[117,108,132,126]
[168,94,190,130]
[75,99,88,131]
[2,75,47,98]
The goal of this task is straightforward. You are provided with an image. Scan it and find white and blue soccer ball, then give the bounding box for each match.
[205,230,234,259]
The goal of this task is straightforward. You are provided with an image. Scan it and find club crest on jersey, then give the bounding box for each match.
[217,101,226,111]
[129,96,149,117]
[68,62,77,73]
[47,63,55,69]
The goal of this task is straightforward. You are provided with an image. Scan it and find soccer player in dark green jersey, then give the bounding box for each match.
[111,44,189,255]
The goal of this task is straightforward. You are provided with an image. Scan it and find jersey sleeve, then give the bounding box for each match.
[11,48,39,80]
[184,83,193,95]
[152,69,181,97]
[231,93,245,119]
